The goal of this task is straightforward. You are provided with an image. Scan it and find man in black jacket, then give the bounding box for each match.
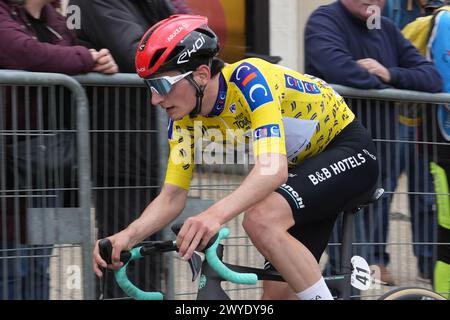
[70,0,175,72]
[69,0,176,298]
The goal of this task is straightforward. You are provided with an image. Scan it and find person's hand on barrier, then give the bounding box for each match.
[357,58,391,83]
[90,48,119,74]
[176,213,221,261]
[89,48,100,63]
[92,230,132,277]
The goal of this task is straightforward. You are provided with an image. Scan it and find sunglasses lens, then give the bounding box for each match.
[145,78,172,96]
[144,71,192,96]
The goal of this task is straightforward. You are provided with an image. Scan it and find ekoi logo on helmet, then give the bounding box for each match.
[177,35,206,64]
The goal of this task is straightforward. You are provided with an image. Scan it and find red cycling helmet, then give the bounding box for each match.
[135,14,219,79]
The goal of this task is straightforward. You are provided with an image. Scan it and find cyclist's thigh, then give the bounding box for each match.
[288,214,338,262]
[263,211,337,269]
[247,191,297,230]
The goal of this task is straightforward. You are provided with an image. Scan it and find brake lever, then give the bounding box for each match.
[171,223,206,281]
[98,238,132,265]
[170,222,219,252]
[188,252,203,282]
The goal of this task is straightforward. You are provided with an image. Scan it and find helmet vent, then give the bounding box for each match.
[167,46,184,61]
[149,48,166,69]
[139,22,162,51]
[196,28,215,39]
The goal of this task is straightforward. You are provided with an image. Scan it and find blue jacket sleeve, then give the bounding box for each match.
[388,26,443,93]
[304,9,387,89]
[430,11,450,93]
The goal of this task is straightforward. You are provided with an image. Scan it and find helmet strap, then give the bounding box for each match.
[186,74,206,118]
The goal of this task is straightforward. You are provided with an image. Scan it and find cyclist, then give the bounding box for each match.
[92,14,379,300]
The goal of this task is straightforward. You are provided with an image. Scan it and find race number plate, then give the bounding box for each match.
[351,256,372,291]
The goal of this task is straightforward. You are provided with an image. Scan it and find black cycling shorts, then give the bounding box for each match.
[265,120,379,269]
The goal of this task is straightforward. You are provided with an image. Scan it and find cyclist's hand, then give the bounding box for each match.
[92,231,132,277]
[176,214,221,260]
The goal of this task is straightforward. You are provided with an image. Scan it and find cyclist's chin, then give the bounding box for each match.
[169,113,183,121]
[166,107,180,120]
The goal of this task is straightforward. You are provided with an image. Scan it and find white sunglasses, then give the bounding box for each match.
[144,71,193,96]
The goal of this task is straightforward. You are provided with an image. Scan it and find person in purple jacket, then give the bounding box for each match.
[0,0,118,300]
[0,0,118,74]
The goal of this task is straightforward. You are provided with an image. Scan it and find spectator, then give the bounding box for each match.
[402,0,450,296]
[170,0,192,14]
[384,0,444,282]
[68,0,185,298]
[305,0,443,286]
[426,1,450,296]
[70,0,183,72]
[383,0,430,29]
[0,0,117,299]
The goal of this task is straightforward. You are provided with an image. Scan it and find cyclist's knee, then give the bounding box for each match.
[243,207,286,246]
[242,205,270,238]
[243,194,294,249]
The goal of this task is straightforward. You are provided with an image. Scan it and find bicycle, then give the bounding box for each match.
[98,188,446,300]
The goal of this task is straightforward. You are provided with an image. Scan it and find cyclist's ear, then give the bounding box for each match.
[193,65,211,84]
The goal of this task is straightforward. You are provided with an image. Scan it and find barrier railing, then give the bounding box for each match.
[74,73,167,299]
[0,71,94,299]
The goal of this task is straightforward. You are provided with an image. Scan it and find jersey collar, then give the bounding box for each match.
[206,73,227,117]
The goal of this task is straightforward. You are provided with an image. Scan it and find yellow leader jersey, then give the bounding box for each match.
[165,58,355,190]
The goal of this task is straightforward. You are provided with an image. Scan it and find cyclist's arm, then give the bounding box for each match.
[178,60,289,258]
[209,59,288,222]
[208,153,288,224]
[93,183,188,275]
[176,153,288,259]
[124,183,188,245]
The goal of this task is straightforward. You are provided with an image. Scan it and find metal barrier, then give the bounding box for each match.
[73,73,166,299]
[0,70,94,299]
[0,71,164,300]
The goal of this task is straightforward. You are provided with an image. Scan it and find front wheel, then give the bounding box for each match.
[379,287,446,300]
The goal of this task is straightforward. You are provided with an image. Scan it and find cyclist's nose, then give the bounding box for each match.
[151,91,165,106]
